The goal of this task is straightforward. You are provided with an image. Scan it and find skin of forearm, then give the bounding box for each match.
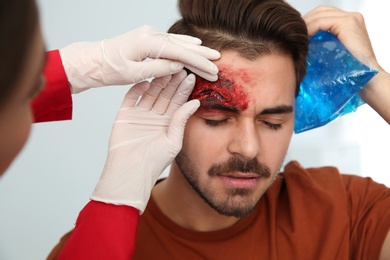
[359,69,390,124]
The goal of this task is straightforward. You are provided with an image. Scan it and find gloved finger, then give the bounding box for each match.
[128,57,217,84]
[144,25,203,45]
[184,63,218,82]
[166,35,221,60]
[166,99,200,152]
[130,59,184,82]
[137,75,172,109]
[157,40,220,81]
[152,70,188,115]
[139,25,220,61]
[120,81,151,108]
[165,73,196,116]
[167,33,203,45]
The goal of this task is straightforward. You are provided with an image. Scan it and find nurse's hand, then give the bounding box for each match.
[60,25,220,93]
[91,70,199,213]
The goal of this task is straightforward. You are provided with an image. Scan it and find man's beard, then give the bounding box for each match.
[175,151,275,218]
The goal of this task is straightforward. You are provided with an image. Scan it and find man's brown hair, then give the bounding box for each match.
[168,0,308,96]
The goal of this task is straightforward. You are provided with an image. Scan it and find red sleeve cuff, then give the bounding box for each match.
[59,201,139,259]
[31,50,73,123]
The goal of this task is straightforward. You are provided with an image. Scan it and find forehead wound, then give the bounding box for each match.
[189,67,250,111]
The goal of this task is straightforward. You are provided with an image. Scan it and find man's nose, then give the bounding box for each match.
[227,122,260,162]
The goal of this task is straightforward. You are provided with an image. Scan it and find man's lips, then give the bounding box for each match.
[217,171,261,178]
[217,172,261,189]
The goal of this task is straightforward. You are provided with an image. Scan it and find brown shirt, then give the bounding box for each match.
[134,161,390,260]
[48,161,390,259]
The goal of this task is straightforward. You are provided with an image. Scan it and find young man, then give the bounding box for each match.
[133,2,390,259]
[50,0,390,259]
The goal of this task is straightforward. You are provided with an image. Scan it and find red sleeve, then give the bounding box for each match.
[59,201,139,259]
[31,50,73,123]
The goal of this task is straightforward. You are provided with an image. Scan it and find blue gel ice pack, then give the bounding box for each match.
[294,31,378,133]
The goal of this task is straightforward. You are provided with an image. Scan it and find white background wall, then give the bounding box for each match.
[0,0,388,259]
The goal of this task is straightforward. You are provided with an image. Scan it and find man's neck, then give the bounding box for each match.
[152,162,241,232]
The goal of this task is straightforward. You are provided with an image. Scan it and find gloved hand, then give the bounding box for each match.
[60,25,220,93]
[91,70,200,213]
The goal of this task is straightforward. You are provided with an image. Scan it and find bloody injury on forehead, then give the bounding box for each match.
[189,69,249,112]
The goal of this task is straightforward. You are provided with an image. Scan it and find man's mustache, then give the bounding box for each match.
[208,157,271,178]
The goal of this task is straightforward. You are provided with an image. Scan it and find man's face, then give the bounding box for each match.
[175,51,296,218]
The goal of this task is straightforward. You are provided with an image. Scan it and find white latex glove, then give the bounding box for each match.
[60,25,220,93]
[91,70,200,213]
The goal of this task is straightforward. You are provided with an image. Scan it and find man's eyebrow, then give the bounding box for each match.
[200,103,240,113]
[259,105,293,115]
